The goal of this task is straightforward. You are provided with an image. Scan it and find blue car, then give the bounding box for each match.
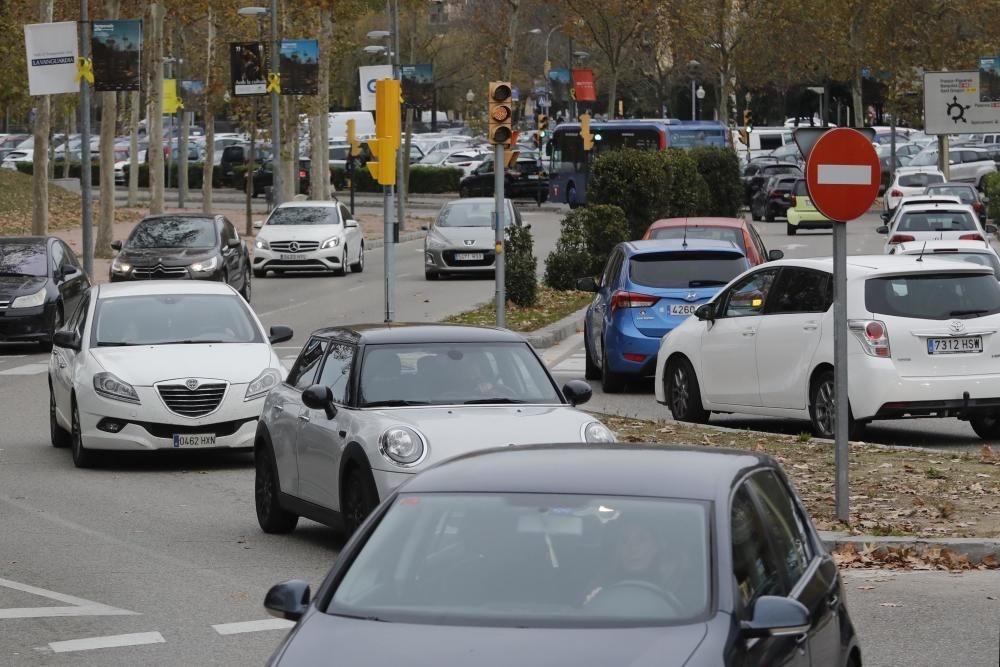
[577,239,751,393]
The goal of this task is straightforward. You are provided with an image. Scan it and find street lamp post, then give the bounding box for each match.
[465,88,475,123]
[688,60,700,121]
[696,85,706,120]
[269,0,281,207]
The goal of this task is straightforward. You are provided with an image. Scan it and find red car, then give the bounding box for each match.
[642,217,782,266]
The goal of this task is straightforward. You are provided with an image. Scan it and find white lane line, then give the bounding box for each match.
[49,632,165,653]
[817,164,872,185]
[212,619,295,635]
[0,363,48,376]
[348,284,365,292]
[0,577,138,619]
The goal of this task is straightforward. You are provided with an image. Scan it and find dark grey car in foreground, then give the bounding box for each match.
[262,444,861,667]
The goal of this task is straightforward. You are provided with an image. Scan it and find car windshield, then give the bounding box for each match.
[896,211,977,233]
[329,493,711,627]
[649,227,747,253]
[127,217,216,249]
[92,294,263,346]
[359,342,560,406]
[908,152,939,167]
[265,207,339,226]
[329,146,350,160]
[0,242,47,277]
[866,273,1000,320]
[420,150,451,164]
[629,252,747,289]
[436,202,512,228]
[925,186,975,204]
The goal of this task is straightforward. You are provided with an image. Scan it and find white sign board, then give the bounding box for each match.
[359,65,392,111]
[23,21,79,96]
[923,70,1000,135]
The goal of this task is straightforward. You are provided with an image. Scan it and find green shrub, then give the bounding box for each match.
[588,149,670,238]
[504,223,537,307]
[689,146,743,217]
[329,165,461,194]
[580,203,630,262]
[544,204,629,290]
[17,161,102,185]
[660,148,709,219]
[985,172,1000,222]
[122,162,225,189]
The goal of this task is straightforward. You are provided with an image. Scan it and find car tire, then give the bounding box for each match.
[666,357,709,424]
[764,204,775,222]
[970,413,1000,440]
[751,203,761,222]
[239,268,251,302]
[350,243,364,273]
[425,269,439,281]
[49,387,70,448]
[459,185,471,198]
[809,370,862,440]
[342,463,380,536]
[584,337,600,381]
[253,267,266,278]
[40,305,63,352]
[787,222,797,236]
[70,399,95,468]
[601,344,626,394]
[255,441,299,534]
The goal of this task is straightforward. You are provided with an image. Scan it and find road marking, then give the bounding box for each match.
[48,632,165,653]
[212,619,295,635]
[817,164,871,185]
[348,285,365,292]
[0,363,48,376]
[0,577,138,619]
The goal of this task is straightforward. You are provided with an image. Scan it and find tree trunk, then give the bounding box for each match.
[148,1,165,214]
[96,0,121,258]
[128,91,139,206]
[31,0,53,236]
[63,103,71,178]
[606,67,618,118]
[309,6,332,201]
[201,5,215,213]
[281,95,297,201]
[503,1,520,81]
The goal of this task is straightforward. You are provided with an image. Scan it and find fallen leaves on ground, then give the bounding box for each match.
[444,286,592,332]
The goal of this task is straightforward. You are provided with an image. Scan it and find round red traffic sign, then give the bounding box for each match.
[805,128,881,222]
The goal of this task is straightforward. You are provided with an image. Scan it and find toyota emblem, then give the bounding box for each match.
[185,379,200,391]
[288,241,300,253]
[463,240,476,246]
[949,319,966,334]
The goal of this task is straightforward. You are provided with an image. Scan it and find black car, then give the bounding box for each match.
[262,444,860,667]
[459,154,548,203]
[109,214,252,301]
[0,237,90,348]
[247,159,311,198]
[924,182,988,224]
[751,174,799,222]
[743,162,802,206]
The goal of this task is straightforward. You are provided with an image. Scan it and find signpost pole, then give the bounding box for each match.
[80,1,94,278]
[384,183,394,322]
[833,221,849,522]
[495,142,505,328]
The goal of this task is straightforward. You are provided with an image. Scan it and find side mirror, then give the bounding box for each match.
[694,303,715,321]
[253,219,264,230]
[57,265,81,282]
[987,224,998,235]
[740,595,811,639]
[562,380,592,407]
[227,237,243,248]
[264,580,311,622]
[268,325,293,345]
[420,224,429,231]
[345,219,359,228]
[876,225,889,235]
[110,240,122,251]
[52,331,81,351]
[302,383,337,420]
[767,249,784,261]
[575,276,598,293]
[880,211,891,222]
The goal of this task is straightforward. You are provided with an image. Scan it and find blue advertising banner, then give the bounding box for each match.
[91,19,142,91]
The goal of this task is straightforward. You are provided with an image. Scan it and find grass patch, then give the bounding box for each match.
[443,285,592,333]
[0,169,83,234]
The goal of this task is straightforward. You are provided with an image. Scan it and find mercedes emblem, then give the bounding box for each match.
[288,241,300,253]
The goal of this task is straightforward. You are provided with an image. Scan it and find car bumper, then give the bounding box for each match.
[0,304,56,342]
[370,467,416,499]
[787,208,833,228]
[254,246,344,273]
[603,321,664,377]
[424,246,497,273]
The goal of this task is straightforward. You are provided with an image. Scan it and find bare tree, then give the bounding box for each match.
[31,0,54,235]
[96,0,121,257]
[148,1,165,214]
[309,5,332,201]
[201,3,215,213]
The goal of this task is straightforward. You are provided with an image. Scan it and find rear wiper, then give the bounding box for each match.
[949,309,989,318]
[688,280,728,287]
[463,398,527,405]
[364,399,430,407]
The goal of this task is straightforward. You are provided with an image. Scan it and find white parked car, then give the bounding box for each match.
[888,239,1000,278]
[877,202,995,253]
[883,168,946,211]
[252,201,365,278]
[655,256,1000,440]
[878,194,961,228]
[48,281,294,468]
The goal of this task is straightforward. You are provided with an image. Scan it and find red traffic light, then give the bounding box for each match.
[491,83,512,102]
[491,105,511,122]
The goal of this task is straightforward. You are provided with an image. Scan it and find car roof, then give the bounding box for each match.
[273,200,341,209]
[96,280,239,299]
[893,240,993,254]
[770,254,994,278]
[895,202,977,215]
[926,182,977,190]
[649,217,747,230]
[402,443,771,499]
[0,235,51,245]
[623,238,745,255]
[308,323,529,345]
[443,197,511,205]
[138,213,219,222]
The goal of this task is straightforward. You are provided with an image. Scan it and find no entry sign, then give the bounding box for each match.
[805,128,881,222]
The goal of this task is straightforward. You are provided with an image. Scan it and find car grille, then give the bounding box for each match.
[132,264,189,279]
[138,417,256,439]
[157,382,228,417]
[270,240,320,253]
[443,250,495,267]
[0,300,8,310]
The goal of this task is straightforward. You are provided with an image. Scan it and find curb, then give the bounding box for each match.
[365,231,424,250]
[525,306,587,349]
[819,531,1000,565]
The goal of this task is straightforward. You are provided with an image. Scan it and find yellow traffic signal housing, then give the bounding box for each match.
[488,81,513,145]
[743,108,753,133]
[504,131,521,167]
[367,78,401,185]
[346,119,361,157]
[737,128,749,146]
[580,112,594,151]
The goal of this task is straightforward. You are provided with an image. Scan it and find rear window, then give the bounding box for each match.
[793,180,808,196]
[896,210,977,233]
[648,227,747,253]
[628,252,747,289]
[929,252,1000,278]
[865,273,1000,320]
[925,186,975,204]
[899,173,944,188]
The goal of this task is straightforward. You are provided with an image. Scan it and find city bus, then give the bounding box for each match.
[546,119,728,206]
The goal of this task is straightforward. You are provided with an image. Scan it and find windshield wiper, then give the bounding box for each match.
[688,279,728,287]
[0,270,31,277]
[97,341,138,347]
[949,309,989,318]
[364,399,430,407]
[331,612,386,622]
[150,339,225,345]
[463,398,528,404]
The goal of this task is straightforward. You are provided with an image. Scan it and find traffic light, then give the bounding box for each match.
[346,119,361,157]
[367,78,401,186]
[488,81,513,145]
[743,108,753,133]
[580,112,593,151]
[504,131,520,167]
[737,128,749,146]
[537,114,548,149]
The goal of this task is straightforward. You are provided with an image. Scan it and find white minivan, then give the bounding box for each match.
[327,112,375,141]
[733,126,794,163]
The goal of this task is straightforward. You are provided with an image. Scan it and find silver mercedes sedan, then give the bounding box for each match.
[253,323,615,536]
[422,197,522,280]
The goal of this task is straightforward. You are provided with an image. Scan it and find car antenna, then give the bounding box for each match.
[682,218,688,248]
[916,241,927,262]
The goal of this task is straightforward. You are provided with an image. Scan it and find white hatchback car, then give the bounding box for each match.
[252,201,365,277]
[877,202,995,253]
[889,239,1000,278]
[655,256,1000,440]
[883,168,946,211]
[48,281,293,468]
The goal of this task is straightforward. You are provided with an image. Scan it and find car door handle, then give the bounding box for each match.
[741,328,756,337]
[803,322,819,331]
[827,594,839,609]
[297,413,310,422]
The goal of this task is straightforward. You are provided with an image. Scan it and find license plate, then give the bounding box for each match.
[454,252,484,261]
[927,336,983,354]
[670,304,698,316]
[172,433,217,448]
[527,174,540,180]
[280,254,305,260]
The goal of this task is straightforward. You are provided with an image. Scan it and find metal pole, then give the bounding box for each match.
[393,0,405,234]
[568,37,575,119]
[938,134,950,180]
[246,98,257,236]
[494,143,505,327]
[384,183,394,322]
[80,2,93,277]
[270,0,282,206]
[833,221,849,523]
[691,79,696,121]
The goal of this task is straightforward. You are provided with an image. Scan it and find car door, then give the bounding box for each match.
[56,241,89,317]
[219,218,242,285]
[339,204,360,263]
[730,482,810,666]
[590,248,624,368]
[473,159,494,195]
[699,269,778,407]
[294,340,357,509]
[49,241,82,319]
[51,295,89,422]
[755,268,832,409]
[747,470,842,667]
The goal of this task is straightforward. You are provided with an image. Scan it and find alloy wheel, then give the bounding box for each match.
[670,366,690,416]
[814,379,836,437]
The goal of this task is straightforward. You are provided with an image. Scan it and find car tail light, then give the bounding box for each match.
[974,201,985,213]
[299,169,307,178]
[888,234,915,244]
[959,233,986,241]
[789,194,797,206]
[849,319,891,358]
[890,189,903,198]
[769,190,784,199]
[610,291,660,313]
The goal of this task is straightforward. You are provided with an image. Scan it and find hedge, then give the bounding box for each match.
[688,146,743,217]
[505,223,537,307]
[544,204,630,290]
[17,161,102,185]
[985,172,1000,222]
[122,163,228,189]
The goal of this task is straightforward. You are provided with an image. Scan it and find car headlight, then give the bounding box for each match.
[582,421,616,443]
[245,369,280,401]
[110,257,131,274]
[10,288,46,308]
[320,236,341,249]
[255,238,270,250]
[93,372,140,404]
[425,234,447,249]
[379,426,425,466]
[190,256,219,272]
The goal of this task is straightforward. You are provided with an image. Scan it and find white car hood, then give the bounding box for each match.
[90,343,274,386]
[257,224,342,242]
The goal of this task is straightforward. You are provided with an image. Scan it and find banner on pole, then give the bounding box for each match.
[279,40,319,96]
[547,68,571,103]
[230,42,267,96]
[91,19,142,91]
[162,79,182,114]
[571,69,597,102]
[359,65,392,110]
[24,21,79,96]
[400,64,433,108]
[180,80,205,109]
